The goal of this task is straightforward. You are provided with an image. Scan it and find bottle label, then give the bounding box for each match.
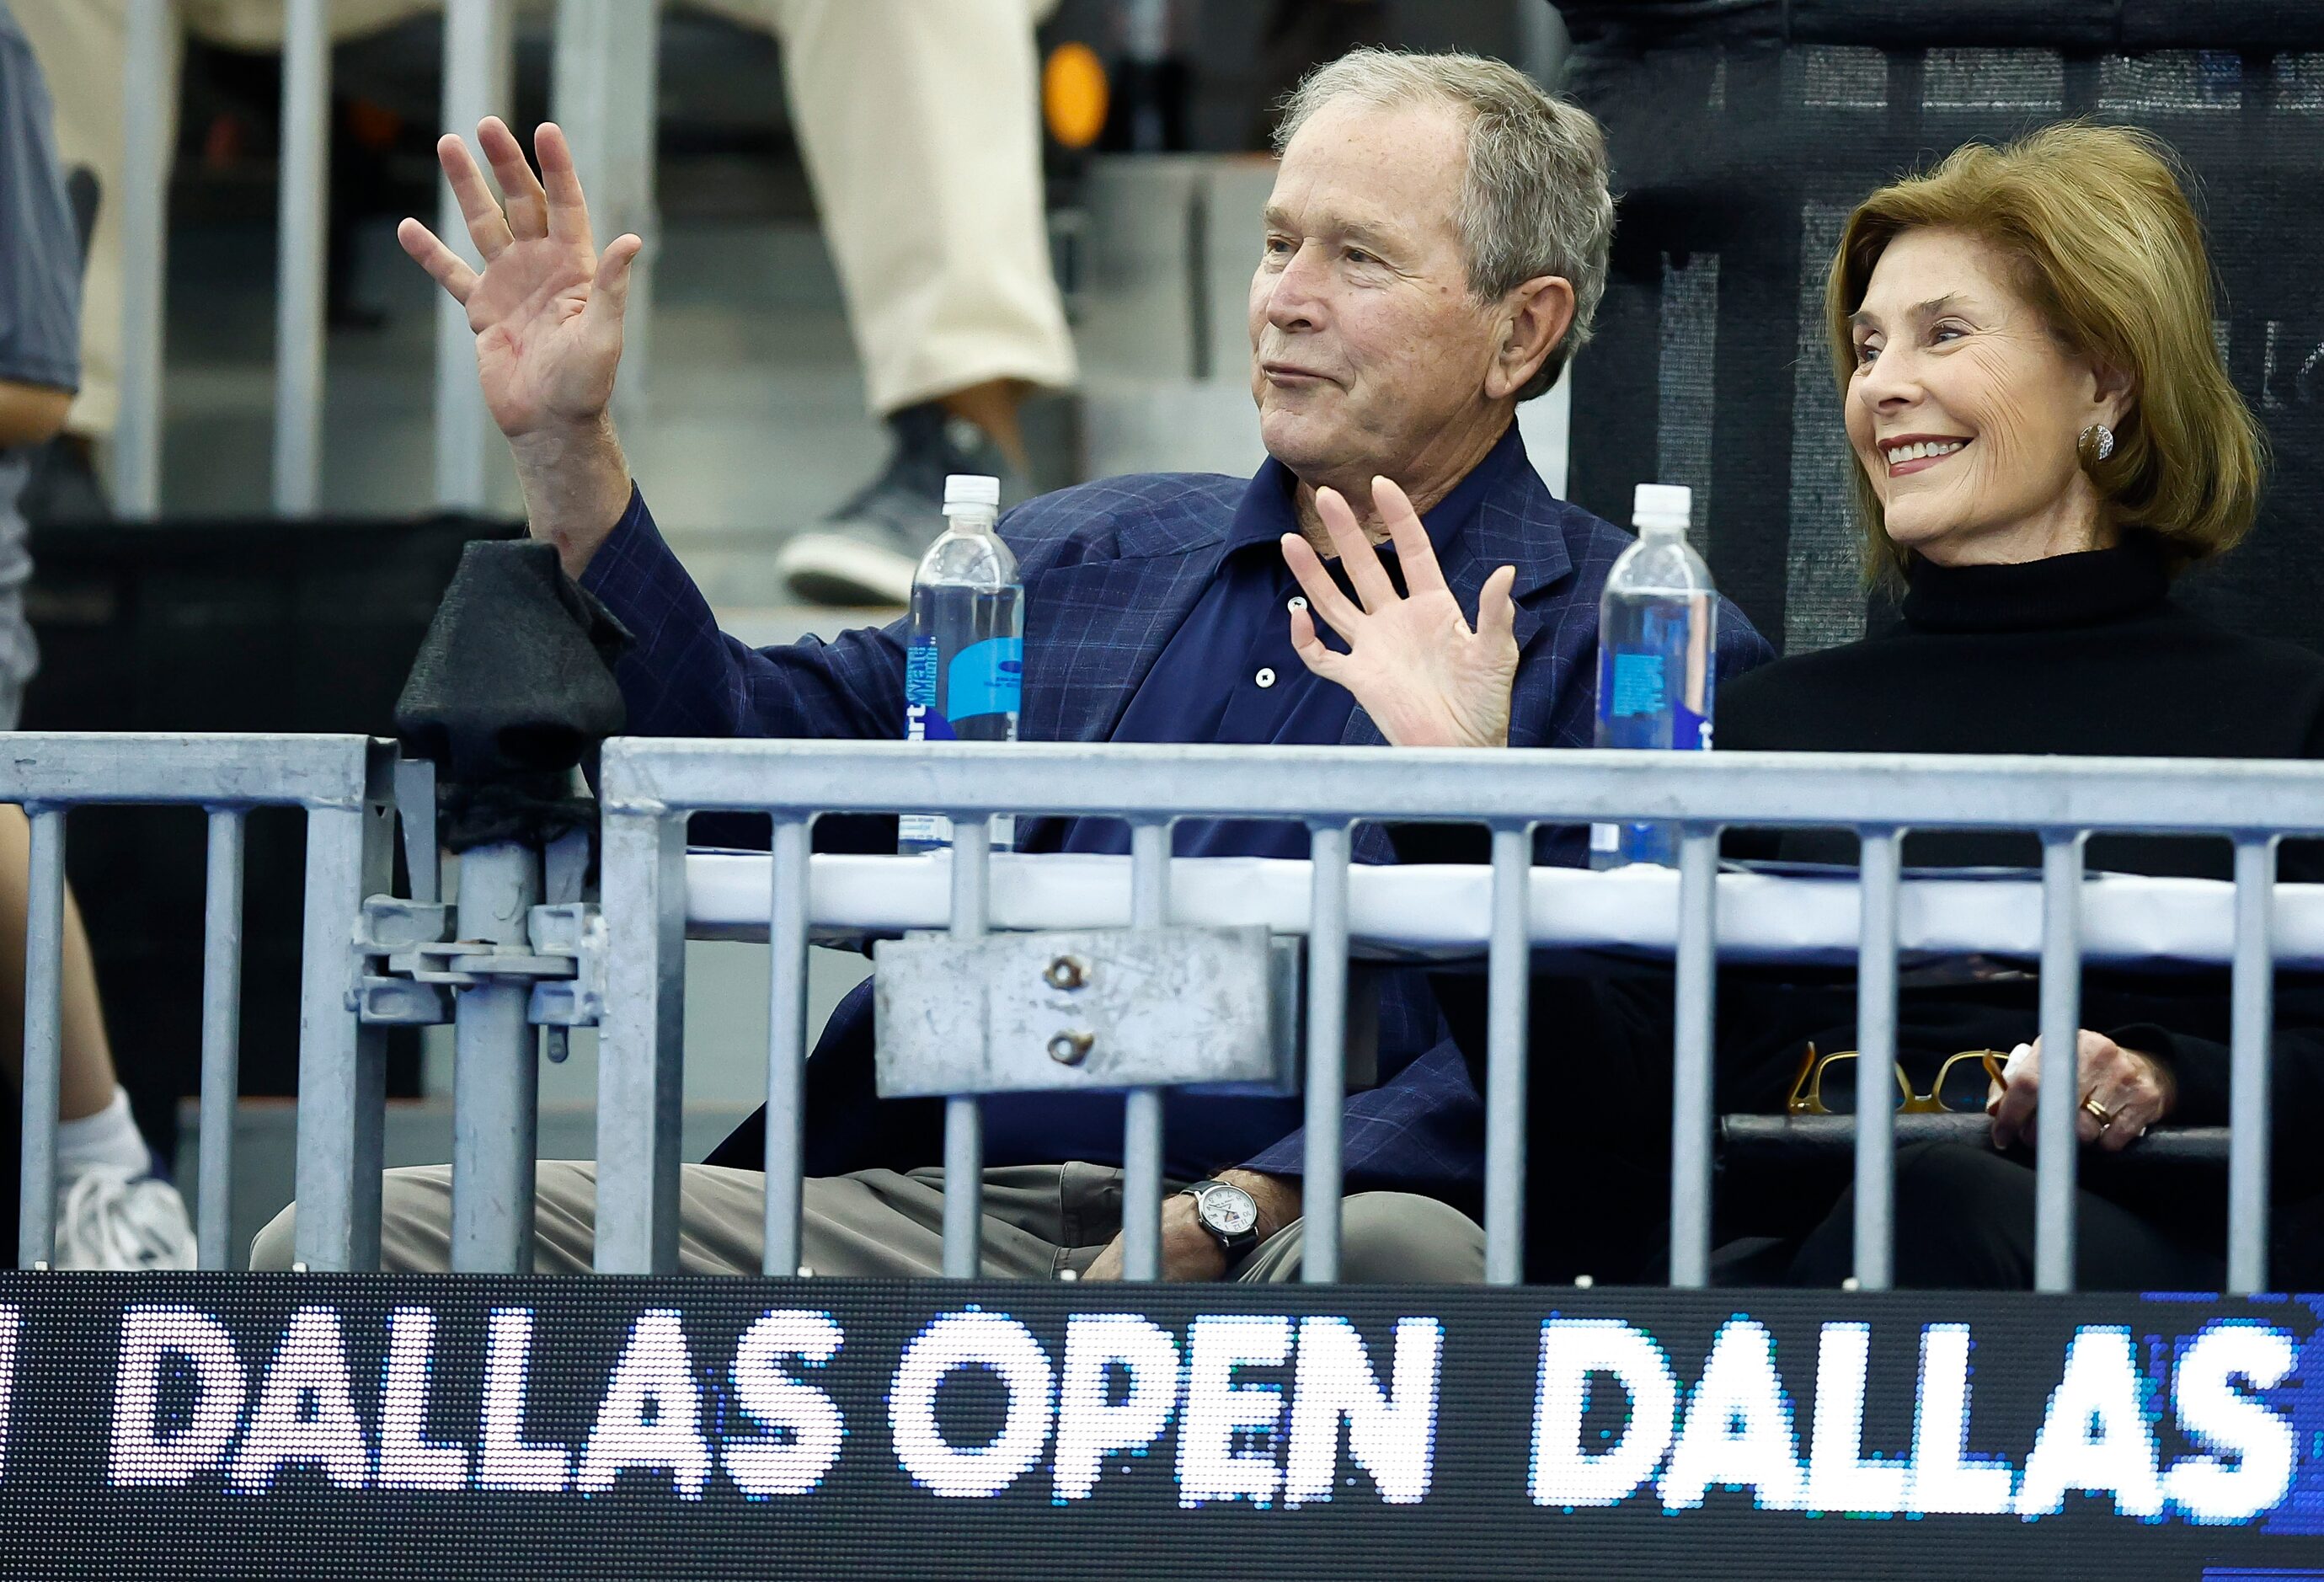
[1605,650,1667,720]
[905,639,944,741]
[900,633,1022,853]
[946,637,1025,722]
[898,813,1017,853]
[1598,648,1713,750]
[898,812,950,850]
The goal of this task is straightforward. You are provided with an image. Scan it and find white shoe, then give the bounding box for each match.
[53,1163,197,1269]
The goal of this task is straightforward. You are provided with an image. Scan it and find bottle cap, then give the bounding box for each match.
[944,474,1002,510]
[1632,483,1692,534]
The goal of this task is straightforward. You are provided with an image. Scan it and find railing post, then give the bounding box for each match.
[762,815,812,1275]
[1119,820,1171,1280]
[272,0,331,515]
[434,0,514,511]
[393,756,441,906]
[2033,831,2086,1293]
[1299,823,1352,1283]
[596,803,688,1274]
[942,819,993,1278]
[2228,835,2276,1294]
[14,808,67,1269]
[1851,827,1903,1290]
[449,842,544,1272]
[195,809,248,1270]
[1483,823,1533,1285]
[553,0,660,428]
[292,754,396,1270]
[113,0,173,516]
[1667,824,1720,1288]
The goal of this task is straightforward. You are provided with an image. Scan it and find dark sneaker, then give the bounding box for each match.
[774,403,1018,607]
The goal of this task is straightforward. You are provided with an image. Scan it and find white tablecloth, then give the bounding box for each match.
[682,852,2324,970]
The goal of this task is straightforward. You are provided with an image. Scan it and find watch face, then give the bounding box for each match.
[1198,1184,1259,1237]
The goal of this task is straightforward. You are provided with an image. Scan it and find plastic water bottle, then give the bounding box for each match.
[1590,484,1717,869]
[900,475,1024,854]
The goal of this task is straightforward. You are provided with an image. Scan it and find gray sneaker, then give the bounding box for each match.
[774,403,1019,607]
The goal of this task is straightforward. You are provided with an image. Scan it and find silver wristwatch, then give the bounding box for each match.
[1181,1179,1262,1256]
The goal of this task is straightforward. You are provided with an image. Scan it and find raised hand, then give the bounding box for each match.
[1279,477,1520,749]
[398,118,641,572]
[398,117,641,442]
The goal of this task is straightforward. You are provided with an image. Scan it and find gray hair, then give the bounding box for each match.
[1273,48,1613,400]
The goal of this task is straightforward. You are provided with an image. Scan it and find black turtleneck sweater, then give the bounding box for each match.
[1718,534,2324,876]
[1443,534,2324,1280]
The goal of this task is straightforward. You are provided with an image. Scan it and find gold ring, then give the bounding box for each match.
[2081,1096,2116,1129]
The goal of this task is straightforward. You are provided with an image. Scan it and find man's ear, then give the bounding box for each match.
[1487,275,1576,401]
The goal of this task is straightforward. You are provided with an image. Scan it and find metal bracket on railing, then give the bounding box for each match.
[351,892,604,1034]
[873,927,1376,1099]
[526,901,606,1030]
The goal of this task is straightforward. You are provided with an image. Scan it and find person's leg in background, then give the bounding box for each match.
[0,801,196,1268]
[28,0,1071,582]
[741,0,1080,605]
[9,0,438,518]
[8,0,170,499]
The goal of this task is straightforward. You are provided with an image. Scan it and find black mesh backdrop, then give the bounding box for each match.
[1558,1,2324,655]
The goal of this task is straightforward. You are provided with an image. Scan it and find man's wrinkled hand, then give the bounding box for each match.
[1279,477,1519,750]
[399,116,640,443]
[399,116,639,574]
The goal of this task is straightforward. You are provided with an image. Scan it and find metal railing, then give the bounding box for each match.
[110,0,659,517]
[1,734,392,1271]
[592,738,2324,1296]
[8,734,2313,1296]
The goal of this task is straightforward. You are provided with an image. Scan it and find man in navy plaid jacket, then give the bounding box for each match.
[259,53,1770,1280]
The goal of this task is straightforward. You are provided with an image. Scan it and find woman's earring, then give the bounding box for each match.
[2079,423,2116,465]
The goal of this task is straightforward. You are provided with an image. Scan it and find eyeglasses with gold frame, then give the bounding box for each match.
[1784,1044,2010,1117]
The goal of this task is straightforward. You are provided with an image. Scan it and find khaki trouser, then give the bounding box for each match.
[15,0,1075,439]
[249,1161,1488,1282]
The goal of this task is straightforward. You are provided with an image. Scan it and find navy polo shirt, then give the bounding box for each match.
[985,424,1533,1176]
[1066,420,1529,858]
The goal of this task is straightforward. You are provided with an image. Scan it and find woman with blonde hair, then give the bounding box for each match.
[1284,122,2324,1287]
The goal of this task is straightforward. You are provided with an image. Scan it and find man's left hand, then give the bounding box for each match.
[1081,1169,1301,1281]
[1279,477,1519,750]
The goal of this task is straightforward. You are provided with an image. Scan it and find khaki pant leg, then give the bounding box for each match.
[1231,1193,1488,1285]
[249,1160,612,1275]
[759,0,1077,414]
[799,1162,1096,1277]
[179,0,443,51]
[248,1159,1096,1276]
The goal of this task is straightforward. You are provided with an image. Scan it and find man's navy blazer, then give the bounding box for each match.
[578,448,1773,1205]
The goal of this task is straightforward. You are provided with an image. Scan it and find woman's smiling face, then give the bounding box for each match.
[1846,226,2129,567]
